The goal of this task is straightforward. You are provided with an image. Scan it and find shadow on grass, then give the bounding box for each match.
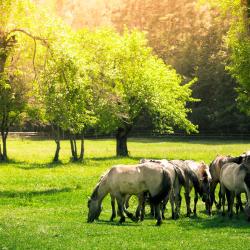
[0,187,77,198]
[93,219,141,227]
[2,159,72,170]
[178,211,250,229]
[89,156,142,162]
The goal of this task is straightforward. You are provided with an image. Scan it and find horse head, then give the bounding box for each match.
[199,162,212,203]
[87,197,102,223]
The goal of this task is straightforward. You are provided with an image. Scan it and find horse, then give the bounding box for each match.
[170,160,212,216]
[138,159,183,219]
[209,155,243,211]
[87,162,172,226]
[220,155,250,219]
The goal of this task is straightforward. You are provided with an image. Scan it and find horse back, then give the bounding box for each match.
[108,164,164,195]
[220,163,246,193]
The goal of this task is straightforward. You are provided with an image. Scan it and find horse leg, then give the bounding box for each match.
[125,194,130,209]
[110,195,116,221]
[150,203,155,217]
[124,207,137,222]
[217,186,222,210]
[210,181,217,211]
[155,204,162,226]
[140,192,146,221]
[221,184,226,216]
[123,195,137,222]
[185,192,191,217]
[225,188,231,214]
[162,195,169,220]
[193,191,198,216]
[228,191,235,218]
[237,194,244,212]
[169,191,175,219]
[135,193,145,222]
[236,194,241,215]
[116,196,126,224]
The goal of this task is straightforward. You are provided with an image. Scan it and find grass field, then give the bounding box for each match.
[0,138,250,250]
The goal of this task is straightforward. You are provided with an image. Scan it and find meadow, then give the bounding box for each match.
[0,138,250,250]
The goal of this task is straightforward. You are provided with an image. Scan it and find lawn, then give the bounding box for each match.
[0,138,250,249]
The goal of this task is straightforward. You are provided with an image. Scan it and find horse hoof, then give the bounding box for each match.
[156,220,162,226]
[119,217,125,224]
[132,216,139,222]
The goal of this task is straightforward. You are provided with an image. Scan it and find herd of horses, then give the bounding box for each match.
[87,151,250,226]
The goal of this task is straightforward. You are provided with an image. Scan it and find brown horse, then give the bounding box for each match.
[209,155,243,211]
[87,162,172,226]
[220,155,250,219]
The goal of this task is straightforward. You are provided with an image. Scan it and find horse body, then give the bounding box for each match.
[169,160,211,216]
[108,164,163,196]
[140,159,182,219]
[88,163,172,226]
[220,161,250,219]
[209,155,246,211]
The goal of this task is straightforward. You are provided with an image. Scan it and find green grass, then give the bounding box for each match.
[0,138,250,249]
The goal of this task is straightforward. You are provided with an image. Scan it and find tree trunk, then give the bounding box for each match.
[1,131,8,161]
[53,139,60,162]
[116,126,131,157]
[53,126,61,162]
[79,132,84,162]
[70,134,78,161]
[0,144,2,161]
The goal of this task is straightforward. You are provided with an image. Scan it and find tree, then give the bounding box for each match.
[41,32,96,162]
[0,0,44,161]
[79,29,197,156]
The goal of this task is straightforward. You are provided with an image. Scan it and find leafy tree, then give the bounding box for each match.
[41,33,96,162]
[79,29,197,156]
[0,0,45,161]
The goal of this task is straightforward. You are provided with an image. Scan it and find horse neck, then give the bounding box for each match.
[95,176,109,203]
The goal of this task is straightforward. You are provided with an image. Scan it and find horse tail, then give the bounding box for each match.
[244,172,250,190]
[150,168,172,205]
[185,168,202,196]
[172,164,185,186]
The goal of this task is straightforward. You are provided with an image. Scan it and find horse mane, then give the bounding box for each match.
[91,169,110,200]
[199,162,208,180]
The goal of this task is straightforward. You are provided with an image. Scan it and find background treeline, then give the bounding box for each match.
[50,0,250,134]
[1,0,250,162]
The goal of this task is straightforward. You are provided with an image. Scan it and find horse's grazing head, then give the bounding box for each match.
[87,198,102,223]
[87,184,102,223]
[199,162,212,203]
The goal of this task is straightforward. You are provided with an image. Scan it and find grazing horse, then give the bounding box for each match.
[209,155,243,211]
[170,160,212,216]
[87,163,172,226]
[139,159,183,219]
[220,155,250,219]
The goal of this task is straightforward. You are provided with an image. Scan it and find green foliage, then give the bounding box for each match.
[208,0,250,116]
[41,32,96,134]
[78,28,198,134]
